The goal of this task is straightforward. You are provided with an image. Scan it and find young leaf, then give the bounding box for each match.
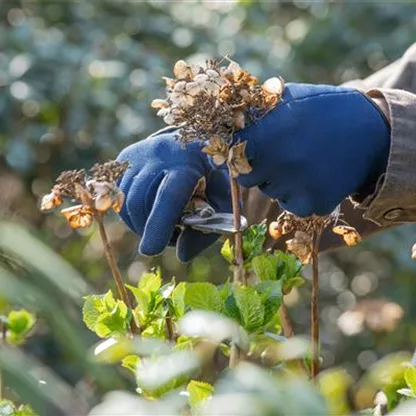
[233,286,264,332]
[224,294,242,324]
[220,239,233,264]
[127,285,149,316]
[252,254,279,281]
[283,276,305,294]
[138,268,162,294]
[187,380,214,408]
[94,301,129,338]
[171,282,187,318]
[7,309,35,342]
[397,388,416,398]
[255,281,282,326]
[82,291,115,333]
[185,283,223,313]
[405,366,416,393]
[242,223,267,261]
[121,355,140,373]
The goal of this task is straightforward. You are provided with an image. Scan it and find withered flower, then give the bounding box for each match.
[411,243,416,260]
[332,225,362,246]
[202,136,229,166]
[286,231,313,264]
[61,205,93,229]
[41,190,63,211]
[227,142,253,178]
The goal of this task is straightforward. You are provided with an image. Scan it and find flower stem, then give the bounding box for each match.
[311,230,322,381]
[280,300,294,338]
[96,214,140,335]
[166,314,175,342]
[228,172,245,286]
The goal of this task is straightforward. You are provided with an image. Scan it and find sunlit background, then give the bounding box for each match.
[1,0,416,410]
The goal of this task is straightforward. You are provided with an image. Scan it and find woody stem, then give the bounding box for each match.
[311,230,322,381]
[96,214,140,335]
[228,171,245,286]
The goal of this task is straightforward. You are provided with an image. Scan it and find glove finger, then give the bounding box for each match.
[205,169,233,213]
[140,169,202,256]
[125,170,166,236]
[117,164,139,233]
[177,229,219,263]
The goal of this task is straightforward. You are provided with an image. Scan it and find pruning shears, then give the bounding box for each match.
[181,198,248,234]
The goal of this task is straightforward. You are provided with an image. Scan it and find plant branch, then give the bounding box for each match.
[311,230,322,381]
[166,314,175,342]
[228,171,245,286]
[280,300,294,338]
[96,214,140,335]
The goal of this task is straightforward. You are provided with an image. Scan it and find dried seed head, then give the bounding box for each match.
[112,189,125,213]
[202,136,229,166]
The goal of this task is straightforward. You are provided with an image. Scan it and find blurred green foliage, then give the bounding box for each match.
[1,0,416,412]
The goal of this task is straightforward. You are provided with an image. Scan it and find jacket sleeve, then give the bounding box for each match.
[241,42,416,249]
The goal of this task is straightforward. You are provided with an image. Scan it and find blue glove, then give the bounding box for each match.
[116,128,232,262]
[235,83,390,217]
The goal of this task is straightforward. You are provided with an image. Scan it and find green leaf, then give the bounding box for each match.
[95,301,129,338]
[127,286,149,316]
[255,281,282,326]
[283,276,305,294]
[242,223,267,261]
[171,282,186,318]
[405,367,416,393]
[185,283,223,313]
[160,279,175,299]
[220,239,233,264]
[121,355,140,373]
[252,254,279,281]
[218,280,231,301]
[224,294,242,324]
[138,268,162,294]
[187,380,214,408]
[6,309,35,343]
[15,404,37,416]
[233,286,264,332]
[82,291,115,333]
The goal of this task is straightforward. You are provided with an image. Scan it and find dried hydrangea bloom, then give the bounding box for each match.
[201,136,229,166]
[40,191,63,211]
[227,142,253,178]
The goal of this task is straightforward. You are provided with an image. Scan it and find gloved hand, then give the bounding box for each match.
[116,128,232,262]
[235,83,390,217]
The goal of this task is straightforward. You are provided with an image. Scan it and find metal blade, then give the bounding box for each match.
[182,213,248,234]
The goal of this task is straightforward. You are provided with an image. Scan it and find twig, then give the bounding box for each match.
[311,230,322,381]
[280,300,294,338]
[228,172,245,286]
[166,315,175,342]
[0,320,5,399]
[96,214,140,335]
[229,343,240,369]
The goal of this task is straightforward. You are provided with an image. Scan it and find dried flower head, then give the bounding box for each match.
[40,160,129,229]
[286,231,313,264]
[151,57,284,178]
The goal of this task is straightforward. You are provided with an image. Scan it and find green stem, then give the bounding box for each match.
[96,214,140,335]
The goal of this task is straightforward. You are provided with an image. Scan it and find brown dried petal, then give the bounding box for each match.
[95,194,113,212]
[61,205,93,229]
[41,191,63,211]
[173,60,192,80]
[286,231,313,264]
[75,183,93,206]
[112,189,125,213]
[332,225,362,246]
[163,77,176,88]
[228,142,252,178]
[262,77,285,96]
[151,99,170,109]
[232,110,245,130]
[269,221,283,240]
[202,136,229,167]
